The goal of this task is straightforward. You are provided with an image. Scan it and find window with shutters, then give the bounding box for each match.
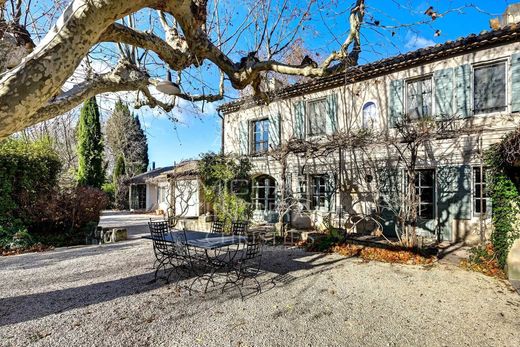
[362,101,378,128]
[307,99,327,136]
[311,174,331,210]
[252,175,276,211]
[413,169,435,219]
[474,62,506,114]
[251,119,269,153]
[473,167,491,216]
[406,77,433,119]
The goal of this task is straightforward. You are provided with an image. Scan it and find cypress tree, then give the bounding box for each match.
[76,97,105,188]
[113,154,126,184]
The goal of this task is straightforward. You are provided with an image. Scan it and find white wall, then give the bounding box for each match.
[173,179,200,218]
[222,41,520,240]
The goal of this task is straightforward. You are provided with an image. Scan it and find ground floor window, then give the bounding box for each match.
[311,174,333,210]
[252,175,276,211]
[130,184,146,210]
[414,169,435,219]
[473,167,490,216]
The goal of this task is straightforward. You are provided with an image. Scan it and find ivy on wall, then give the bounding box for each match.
[486,140,520,268]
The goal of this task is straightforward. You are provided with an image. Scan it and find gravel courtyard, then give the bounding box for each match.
[1,214,519,346]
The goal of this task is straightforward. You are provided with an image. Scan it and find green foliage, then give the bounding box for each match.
[206,189,253,230]
[0,137,61,227]
[102,182,116,206]
[0,137,108,251]
[199,152,251,187]
[485,144,520,268]
[113,154,126,184]
[76,97,105,188]
[199,152,252,228]
[113,177,129,210]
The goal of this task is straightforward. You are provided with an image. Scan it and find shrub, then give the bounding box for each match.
[0,137,61,227]
[113,177,129,210]
[102,182,116,207]
[486,142,520,268]
[28,186,108,245]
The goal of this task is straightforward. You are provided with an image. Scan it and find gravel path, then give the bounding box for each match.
[0,215,519,346]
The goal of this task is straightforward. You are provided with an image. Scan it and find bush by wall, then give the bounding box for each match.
[486,142,520,268]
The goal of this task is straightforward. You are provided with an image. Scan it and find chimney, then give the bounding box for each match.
[152,161,155,170]
[490,3,520,29]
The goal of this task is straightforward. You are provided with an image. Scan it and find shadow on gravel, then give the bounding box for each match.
[0,271,161,327]
[0,248,347,326]
[0,242,139,271]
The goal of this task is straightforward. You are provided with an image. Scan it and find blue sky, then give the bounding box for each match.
[134,0,517,168]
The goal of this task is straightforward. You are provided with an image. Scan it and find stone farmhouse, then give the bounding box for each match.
[218,22,520,243]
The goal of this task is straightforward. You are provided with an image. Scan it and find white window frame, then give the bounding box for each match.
[472,59,508,116]
[250,118,269,154]
[472,166,491,217]
[410,169,436,220]
[306,98,327,137]
[252,175,277,212]
[404,75,434,120]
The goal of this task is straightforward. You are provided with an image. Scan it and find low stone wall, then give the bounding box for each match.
[507,238,520,283]
[180,216,212,232]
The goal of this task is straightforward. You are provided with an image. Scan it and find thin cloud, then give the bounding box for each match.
[404,32,436,50]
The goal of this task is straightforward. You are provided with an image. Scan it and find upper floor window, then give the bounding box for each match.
[362,101,378,128]
[474,62,506,114]
[406,77,432,119]
[414,169,435,219]
[251,119,269,153]
[307,99,327,136]
[473,167,490,215]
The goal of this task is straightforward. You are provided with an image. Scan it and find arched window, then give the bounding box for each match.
[252,175,276,211]
[362,101,378,128]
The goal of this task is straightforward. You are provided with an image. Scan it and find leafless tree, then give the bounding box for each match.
[0,0,370,138]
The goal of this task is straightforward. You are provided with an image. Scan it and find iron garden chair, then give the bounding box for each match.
[222,236,263,299]
[148,220,192,282]
[231,220,249,235]
[210,220,226,234]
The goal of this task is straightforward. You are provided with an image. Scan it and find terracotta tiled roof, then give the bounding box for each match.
[167,160,199,179]
[218,23,520,115]
[125,166,174,184]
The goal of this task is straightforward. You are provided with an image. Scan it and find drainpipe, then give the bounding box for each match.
[217,109,225,154]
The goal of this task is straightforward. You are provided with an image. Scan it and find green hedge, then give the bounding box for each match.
[0,138,61,228]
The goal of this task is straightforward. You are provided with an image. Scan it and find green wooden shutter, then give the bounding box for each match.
[326,93,338,134]
[377,167,402,237]
[511,53,520,112]
[437,165,472,241]
[268,113,281,148]
[434,68,454,119]
[293,101,305,139]
[388,80,404,128]
[239,120,249,155]
[455,64,472,118]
